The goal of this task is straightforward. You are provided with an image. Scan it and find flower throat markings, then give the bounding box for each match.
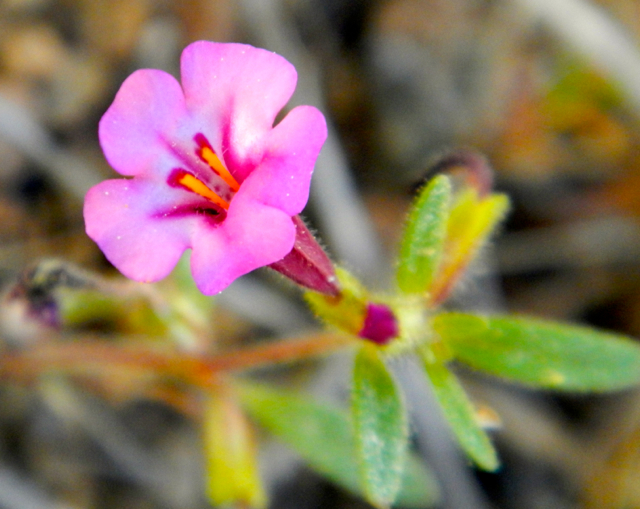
[171,133,240,211]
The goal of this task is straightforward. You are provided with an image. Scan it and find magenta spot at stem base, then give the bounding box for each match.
[359,302,398,345]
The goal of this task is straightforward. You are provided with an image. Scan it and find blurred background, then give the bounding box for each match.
[1,0,640,507]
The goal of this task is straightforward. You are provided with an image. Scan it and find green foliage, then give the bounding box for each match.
[396,175,452,295]
[429,189,509,303]
[419,348,498,471]
[547,56,623,114]
[60,287,168,336]
[203,394,266,508]
[237,382,440,508]
[162,252,217,348]
[434,313,640,391]
[352,345,408,506]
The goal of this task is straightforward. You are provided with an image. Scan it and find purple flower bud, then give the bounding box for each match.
[359,302,399,345]
[269,216,339,296]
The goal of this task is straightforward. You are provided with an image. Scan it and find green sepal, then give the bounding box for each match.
[352,345,409,507]
[419,348,498,471]
[237,381,440,508]
[304,268,369,335]
[434,313,640,392]
[396,175,452,295]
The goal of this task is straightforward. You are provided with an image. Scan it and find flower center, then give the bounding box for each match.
[175,170,231,210]
[168,134,240,212]
[200,146,240,193]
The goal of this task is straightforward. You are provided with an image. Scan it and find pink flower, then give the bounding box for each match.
[84,41,327,295]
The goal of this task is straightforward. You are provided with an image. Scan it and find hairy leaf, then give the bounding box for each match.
[237,382,439,508]
[352,345,408,506]
[435,313,640,391]
[397,175,452,295]
[419,351,498,471]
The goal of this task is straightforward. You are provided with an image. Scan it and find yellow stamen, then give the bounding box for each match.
[201,147,240,192]
[178,173,230,210]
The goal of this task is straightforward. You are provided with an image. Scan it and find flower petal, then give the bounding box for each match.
[240,105,327,215]
[89,41,327,295]
[99,69,189,177]
[84,179,192,282]
[190,195,296,295]
[180,41,297,181]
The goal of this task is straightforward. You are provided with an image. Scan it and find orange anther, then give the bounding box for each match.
[178,173,230,210]
[201,147,240,192]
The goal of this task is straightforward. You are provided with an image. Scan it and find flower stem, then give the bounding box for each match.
[0,332,352,388]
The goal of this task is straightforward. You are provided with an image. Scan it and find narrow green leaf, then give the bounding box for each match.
[396,175,452,295]
[419,351,498,471]
[434,313,640,391]
[237,382,439,508]
[352,345,408,507]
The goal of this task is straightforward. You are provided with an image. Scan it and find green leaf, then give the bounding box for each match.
[203,394,266,508]
[237,382,439,508]
[419,350,498,471]
[396,175,452,295]
[352,345,408,506]
[429,190,509,304]
[434,313,640,391]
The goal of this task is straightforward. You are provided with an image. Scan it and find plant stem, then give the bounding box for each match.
[0,332,352,388]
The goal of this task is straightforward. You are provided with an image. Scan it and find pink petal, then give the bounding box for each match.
[84,179,192,282]
[90,41,327,295]
[180,41,297,181]
[190,194,296,295]
[240,105,327,215]
[99,69,189,177]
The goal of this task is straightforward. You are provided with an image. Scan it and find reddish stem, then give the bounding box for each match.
[0,333,352,389]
